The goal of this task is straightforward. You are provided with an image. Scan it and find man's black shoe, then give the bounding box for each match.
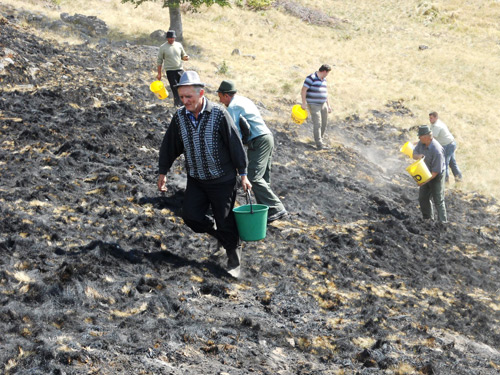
[267,209,288,223]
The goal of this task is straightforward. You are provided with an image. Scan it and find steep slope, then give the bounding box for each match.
[1,13,499,375]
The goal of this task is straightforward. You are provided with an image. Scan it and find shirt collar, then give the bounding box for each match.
[185,97,207,119]
[315,72,326,81]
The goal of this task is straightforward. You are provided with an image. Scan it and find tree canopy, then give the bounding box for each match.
[122,0,230,41]
[121,0,230,10]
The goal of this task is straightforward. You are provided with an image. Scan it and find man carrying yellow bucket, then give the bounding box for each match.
[412,125,447,223]
[156,30,189,107]
[301,64,333,150]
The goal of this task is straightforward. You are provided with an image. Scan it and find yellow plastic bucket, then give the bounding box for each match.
[291,105,307,124]
[400,141,414,158]
[406,157,432,184]
[150,80,168,100]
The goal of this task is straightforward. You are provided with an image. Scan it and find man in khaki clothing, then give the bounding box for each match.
[157,30,189,107]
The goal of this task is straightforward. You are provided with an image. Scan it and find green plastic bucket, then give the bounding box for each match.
[233,194,269,241]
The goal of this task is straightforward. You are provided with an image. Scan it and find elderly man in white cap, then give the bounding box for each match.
[157,71,252,278]
[156,30,189,107]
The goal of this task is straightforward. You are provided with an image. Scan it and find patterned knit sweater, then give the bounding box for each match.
[158,99,247,182]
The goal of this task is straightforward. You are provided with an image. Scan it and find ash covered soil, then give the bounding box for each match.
[1,10,500,375]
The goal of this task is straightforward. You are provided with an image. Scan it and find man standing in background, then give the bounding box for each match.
[217,80,287,223]
[157,30,189,107]
[301,64,332,150]
[429,111,463,183]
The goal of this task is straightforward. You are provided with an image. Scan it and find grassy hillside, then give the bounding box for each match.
[6,0,500,199]
[1,4,500,374]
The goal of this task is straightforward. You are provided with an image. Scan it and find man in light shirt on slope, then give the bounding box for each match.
[429,111,463,183]
[217,80,287,223]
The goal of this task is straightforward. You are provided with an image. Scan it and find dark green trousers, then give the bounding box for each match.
[419,173,447,222]
[247,134,285,216]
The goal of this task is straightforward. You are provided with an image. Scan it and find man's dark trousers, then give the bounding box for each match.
[419,173,447,222]
[166,69,184,107]
[181,176,240,255]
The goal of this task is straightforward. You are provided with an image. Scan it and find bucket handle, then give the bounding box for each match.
[411,155,425,164]
[245,190,254,214]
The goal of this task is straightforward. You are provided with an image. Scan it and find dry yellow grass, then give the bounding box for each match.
[6,0,500,199]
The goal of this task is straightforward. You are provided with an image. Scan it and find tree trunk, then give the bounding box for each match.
[168,5,183,42]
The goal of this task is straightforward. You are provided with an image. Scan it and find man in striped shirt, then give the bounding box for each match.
[301,64,332,150]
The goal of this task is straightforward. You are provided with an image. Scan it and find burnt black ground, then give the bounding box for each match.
[1,10,500,375]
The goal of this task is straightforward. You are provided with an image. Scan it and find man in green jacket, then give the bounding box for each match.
[217,80,287,223]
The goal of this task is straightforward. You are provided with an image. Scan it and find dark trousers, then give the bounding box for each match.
[166,69,184,107]
[247,134,285,215]
[419,173,447,222]
[182,176,240,253]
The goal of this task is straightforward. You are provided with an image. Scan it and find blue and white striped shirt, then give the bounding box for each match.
[303,72,328,105]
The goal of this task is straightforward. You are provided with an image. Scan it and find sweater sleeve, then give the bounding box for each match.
[156,45,164,66]
[220,108,248,175]
[158,115,184,175]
